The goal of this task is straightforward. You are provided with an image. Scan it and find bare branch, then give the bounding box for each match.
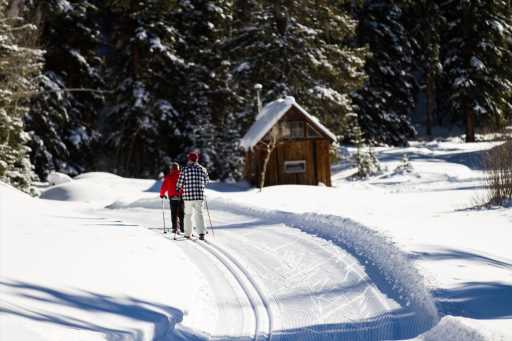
[17,88,115,97]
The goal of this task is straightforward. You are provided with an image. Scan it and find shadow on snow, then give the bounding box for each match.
[408,248,512,320]
[434,282,512,320]
[409,248,512,271]
[144,180,251,194]
[1,279,434,341]
[0,280,205,340]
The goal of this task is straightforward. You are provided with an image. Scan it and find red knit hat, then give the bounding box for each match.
[187,152,198,162]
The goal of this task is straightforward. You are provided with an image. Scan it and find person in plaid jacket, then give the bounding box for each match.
[176,152,209,239]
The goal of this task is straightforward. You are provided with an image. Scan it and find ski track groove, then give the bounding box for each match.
[204,240,274,341]
[193,239,273,341]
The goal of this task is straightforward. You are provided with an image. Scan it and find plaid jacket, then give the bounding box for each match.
[176,163,209,201]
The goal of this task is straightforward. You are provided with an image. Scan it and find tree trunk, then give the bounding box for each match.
[7,0,25,17]
[462,2,476,143]
[273,0,288,36]
[259,144,274,191]
[235,0,251,29]
[464,97,476,142]
[425,71,434,138]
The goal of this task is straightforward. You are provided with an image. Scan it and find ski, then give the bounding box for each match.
[171,235,198,241]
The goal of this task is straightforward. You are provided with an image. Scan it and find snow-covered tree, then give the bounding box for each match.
[352,0,416,146]
[26,0,105,179]
[440,0,512,142]
[406,0,443,137]
[172,0,244,180]
[228,0,367,136]
[0,0,43,192]
[103,0,189,177]
[347,114,381,178]
[200,61,244,181]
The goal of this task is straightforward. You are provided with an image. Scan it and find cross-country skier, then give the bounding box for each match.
[176,152,209,240]
[160,163,184,234]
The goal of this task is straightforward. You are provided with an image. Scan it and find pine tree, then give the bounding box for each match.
[103,0,188,177]
[352,0,416,146]
[349,114,382,178]
[228,0,367,136]
[440,0,512,142]
[26,0,105,179]
[173,0,244,179]
[406,0,443,138]
[209,60,244,180]
[0,0,43,192]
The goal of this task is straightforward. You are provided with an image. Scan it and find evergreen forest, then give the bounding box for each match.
[1,0,511,192]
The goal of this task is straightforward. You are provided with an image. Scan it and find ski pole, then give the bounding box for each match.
[205,198,215,238]
[161,198,167,234]
[173,203,178,240]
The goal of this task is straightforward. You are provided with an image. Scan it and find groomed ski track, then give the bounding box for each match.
[104,199,437,340]
[157,208,435,340]
[193,239,273,341]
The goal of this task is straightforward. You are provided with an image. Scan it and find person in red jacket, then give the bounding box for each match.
[160,163,184,233]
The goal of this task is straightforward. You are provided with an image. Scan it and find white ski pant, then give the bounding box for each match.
[184,200,206,236]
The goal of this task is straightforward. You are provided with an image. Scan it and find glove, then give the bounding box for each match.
[160,195,167,199]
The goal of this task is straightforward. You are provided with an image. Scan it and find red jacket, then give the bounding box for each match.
[160,171,182,198]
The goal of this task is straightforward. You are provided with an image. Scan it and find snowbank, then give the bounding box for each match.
[46,171,72,185]
[40,179,115,202]
[40,172,158,205]
[0,182,211,340]
[413,316,506,341]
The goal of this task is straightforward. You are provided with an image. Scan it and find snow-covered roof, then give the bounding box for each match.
[240,96,337,150]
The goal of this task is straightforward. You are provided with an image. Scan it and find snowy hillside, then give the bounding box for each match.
[0,180,212,340]
[1,141,511,340]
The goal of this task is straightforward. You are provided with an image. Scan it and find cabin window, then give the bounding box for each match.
[306,124,321,138]
[281,121,304,139]
[284,160,306,174]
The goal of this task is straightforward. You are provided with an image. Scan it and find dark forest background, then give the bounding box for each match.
[1,0,511,191]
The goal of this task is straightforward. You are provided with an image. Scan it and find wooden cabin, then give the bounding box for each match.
[240,96,336,187]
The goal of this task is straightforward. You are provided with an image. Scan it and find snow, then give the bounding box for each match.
[40,72,65,100]
[150,37,166,52]
[1,139,511,340]
[136,28,148,41]
[157,100,177,118]
[133,82,148,108]
[55,0,73,14]
[165,51,185,65]
[310,86,350,106]
[109,194,441,328]
[70,49,88,67]
[240,96,337,150]
[234,62,250,73]
[297,23,318,36]
[454,76,475,88]
[40,172,156,207]
[46,171,72,185]
[471,57,486,71]
[208,140,512,340]
[69,126,90,146]
[490,20,505,36]
[413,316,504,341]
[0,181,211,341]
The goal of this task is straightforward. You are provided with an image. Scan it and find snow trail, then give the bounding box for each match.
[109,200,436,340]
[194,239,273,341]
[205,197,439,327]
